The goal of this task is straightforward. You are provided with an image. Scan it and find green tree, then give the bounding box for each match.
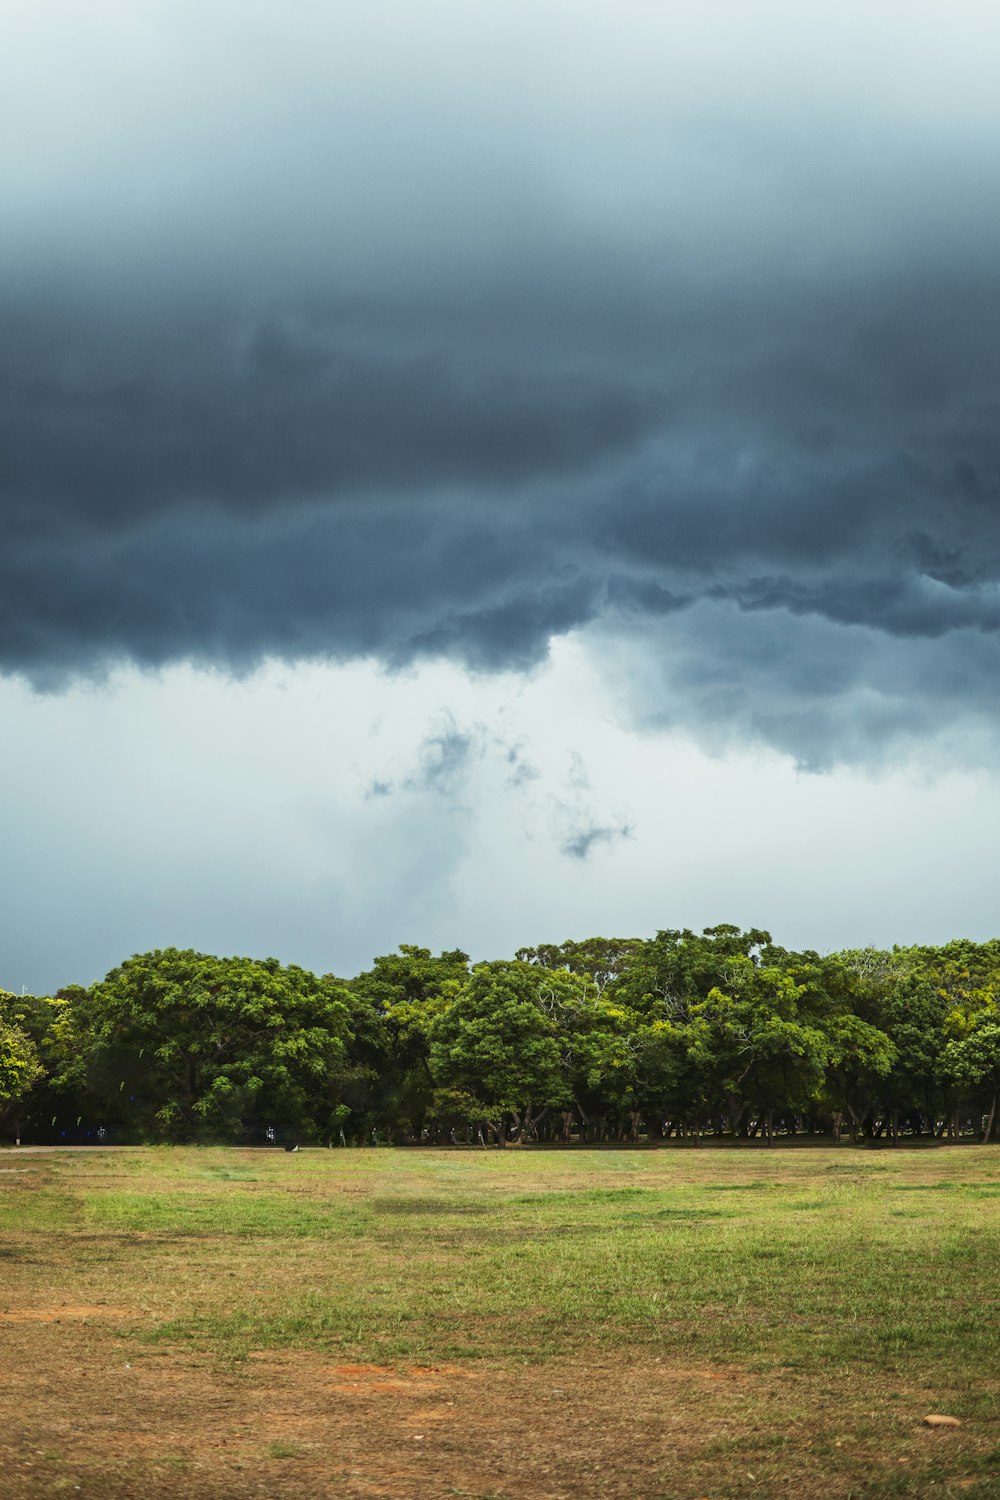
[839,951,950,1136]
[533,968,635,1140]
[345,946,469,1140]
[608,925,772,1016]
[0,1010,44,1138]
[821,1011,897,1140]
[61,950,353,1143]
[515,936,643,992]
[938,1021,1000,1141]
[429,961,572,1144]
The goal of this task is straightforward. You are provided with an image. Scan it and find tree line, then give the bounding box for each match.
[3,925,1000,1147]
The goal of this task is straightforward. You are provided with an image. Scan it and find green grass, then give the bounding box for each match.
[4,1143,1000,1496]
[3,1144,998,1380]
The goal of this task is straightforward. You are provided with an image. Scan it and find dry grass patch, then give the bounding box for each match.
[2,1144,1000,1496]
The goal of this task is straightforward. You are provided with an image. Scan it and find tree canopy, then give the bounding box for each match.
[54,950,353,1143]
[7,927,1000,1147]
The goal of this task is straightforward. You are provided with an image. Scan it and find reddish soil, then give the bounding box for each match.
[1,1316,987,1500]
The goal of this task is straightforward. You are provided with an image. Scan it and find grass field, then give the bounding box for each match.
[2,1144,999,1499]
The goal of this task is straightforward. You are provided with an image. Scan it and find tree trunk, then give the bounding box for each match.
[984,1090,998,1145]
[765,1109,774,1148]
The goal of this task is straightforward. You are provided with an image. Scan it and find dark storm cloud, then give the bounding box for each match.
[5,1,1000,764]
[0,296,655,529]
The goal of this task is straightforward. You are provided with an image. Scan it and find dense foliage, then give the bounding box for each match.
[6,926,1000,1146]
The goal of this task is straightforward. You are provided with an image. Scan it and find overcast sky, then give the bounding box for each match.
[4,1,1000,993]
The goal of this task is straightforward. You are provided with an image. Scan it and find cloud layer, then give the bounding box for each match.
[5,1,1000,765]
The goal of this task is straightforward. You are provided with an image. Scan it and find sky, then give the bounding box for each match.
[4,0,1000,993]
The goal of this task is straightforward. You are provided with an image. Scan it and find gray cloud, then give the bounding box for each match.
[374,715,539,803]
[5,2,1000,766]
[559,820,634,862]
[551,752,633,861]
[592,599,1000,772]
[406,721,478,796]
[356,713,642,867]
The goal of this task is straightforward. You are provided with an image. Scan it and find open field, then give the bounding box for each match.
[1,1145,1000,1499]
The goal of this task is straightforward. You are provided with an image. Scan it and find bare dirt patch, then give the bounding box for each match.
[314,1361,478,1395]
[2,1327,993,1500]
[0,1305,129,1323]
[0,1325,759,1500]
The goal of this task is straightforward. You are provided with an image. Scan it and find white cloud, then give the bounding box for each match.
[3,637,1000,993]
